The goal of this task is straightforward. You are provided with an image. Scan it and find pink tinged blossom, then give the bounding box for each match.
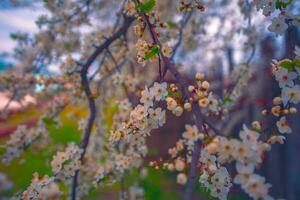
[268,135,286,144]
[274,68,297,88]
[276,116,292,134]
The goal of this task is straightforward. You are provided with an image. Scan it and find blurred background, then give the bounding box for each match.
[0,0,300,199]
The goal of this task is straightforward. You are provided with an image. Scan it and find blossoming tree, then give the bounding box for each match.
[0,0,300,199]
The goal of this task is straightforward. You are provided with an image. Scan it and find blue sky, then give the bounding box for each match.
[0,3,43,53]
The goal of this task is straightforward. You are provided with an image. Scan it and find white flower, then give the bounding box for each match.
[268,17,288,36]
[177,173,187,185]
[262,0,275,16]
[207,93,219,113]
[253,0,275,16]
[234,162,254,185]
[210,186,229,200]
[182,124,199,142]
[172,106,183,117]
[50,143,82,179]
[274,68,297,88]
[78,118,86,131]
[140,87,154,108]
[148,107,166,127]
[211,167,231,187]
[268,135,286,144]
[276,116,292,134]
[200,149,217,167]
[166,97,177,110]
[239,125,260,148]
[243,174,272,200]
[217,137,234,163]
[281,85,300,105]
[200,167,231,200]
[150,82,168,101]
[233,141,251,163]
[175,159,185,171]
[199,170,210,187]
[130,104,148,121]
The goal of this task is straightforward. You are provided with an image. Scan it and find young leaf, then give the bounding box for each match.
[280,60,294,71]
[222,96,232,104]
[42,117,57,126]
[293,60,300,68]
[144,45,159,60]
[138,0,155,13]
[275,0,283,9]
[166,21,179,29]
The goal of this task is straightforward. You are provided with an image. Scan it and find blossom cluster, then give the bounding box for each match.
[109,82,167,142]
[189,73,220,114]
[161,115,284,200]
[199,165,232,200]
[208,127,273,199]
[261,54,300,139]
[1,120,49,164]
[252,0,299,36]
[50,143,82,180]
[22,173,57,200]
[224,64,253,107]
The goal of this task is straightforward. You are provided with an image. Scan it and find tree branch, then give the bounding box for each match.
[70,15,134,200]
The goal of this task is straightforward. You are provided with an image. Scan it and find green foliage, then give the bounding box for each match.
[222,96,232,105]
[140,169,181,200]
[9,33,25,40]
[148,148,157,156]
[138,0,156,13]
[275,0,293,9]
[42,117,57,126]
[64,42,73,52]
[167,91,183,99]
[0,108,82,197]
[279,59,300,71]
[166,20,179,29]
[48,124,81,144]
[0,146,53,197]
[103,98,119,131]
[144,45,159,61]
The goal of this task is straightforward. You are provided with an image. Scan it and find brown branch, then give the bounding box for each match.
[70,16,134,200]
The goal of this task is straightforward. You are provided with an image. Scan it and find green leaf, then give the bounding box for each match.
[275,0,283,9]
[64,42,72,51]
[280,60,294,71]
[138,0,155,13]
[43,0,49,5]
[10,33,19,40]
[167,91,182,99]
[293,60,300,68]
[144,45,159,60]
[222,96,232,104]
[148,148,157,156]
[275,0,292,9]
[42,117,57,126]
[282,0,293,8]
[166,21,178,29]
